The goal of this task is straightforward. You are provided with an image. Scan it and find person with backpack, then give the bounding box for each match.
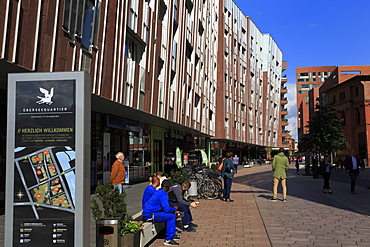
[221,151,235,202]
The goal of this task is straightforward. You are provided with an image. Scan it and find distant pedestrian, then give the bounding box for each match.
[336,157,344,169]
[269,148,289,202]
[110,152,126,193]
[155,171,168,189]
[232,155,239,174]
[320,156,333,194]
[344,150,364,194]
[221,151,235,202]
[295,158,300,175]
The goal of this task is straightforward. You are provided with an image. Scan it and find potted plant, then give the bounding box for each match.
[120,220,144,247]
[91,182,127,220]
[91,182,143,247]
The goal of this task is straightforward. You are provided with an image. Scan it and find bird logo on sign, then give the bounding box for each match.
[36,87,54,105]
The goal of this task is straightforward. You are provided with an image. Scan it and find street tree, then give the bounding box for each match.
[303,103,347,155]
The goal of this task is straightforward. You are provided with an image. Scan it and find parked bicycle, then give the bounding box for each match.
[188,164,223,200]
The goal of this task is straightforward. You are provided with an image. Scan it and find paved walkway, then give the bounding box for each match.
[149,164,370,247]
[2,163,370,246]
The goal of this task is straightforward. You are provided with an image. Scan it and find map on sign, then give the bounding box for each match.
[14,146,76,219]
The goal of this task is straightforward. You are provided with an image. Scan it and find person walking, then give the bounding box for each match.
[221,151,235,202]
[110,152,126,193]
[321,156,333,194]
[295,158,300,175]
[344,149,364,194]
[269,148,289,202]
[232,154,239,174]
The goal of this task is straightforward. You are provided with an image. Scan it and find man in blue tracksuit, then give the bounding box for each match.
[142,176,160,209]
[142,180,179,246]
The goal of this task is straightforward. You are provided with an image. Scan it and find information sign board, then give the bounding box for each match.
[5,72,91,247]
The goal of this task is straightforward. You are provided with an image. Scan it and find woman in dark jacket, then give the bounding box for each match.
[221,151,235,202]
[321,156,333,194]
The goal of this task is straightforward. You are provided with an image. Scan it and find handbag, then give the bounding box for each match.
[217,161,224,171]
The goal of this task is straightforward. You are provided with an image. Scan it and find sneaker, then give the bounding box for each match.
[164,240,179,246]
[351,191,357,194]
[173,235,180,240]
[269,198,277,202]
[189,223,198,228]
[282,199,287,203]
[226,199,234,202]
[175,230,183,235]
[183,226,196,232]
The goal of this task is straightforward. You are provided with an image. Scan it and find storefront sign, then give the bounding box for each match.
[6,72,91,247]
[176,147,183,168]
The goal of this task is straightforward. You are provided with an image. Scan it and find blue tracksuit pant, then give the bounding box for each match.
[144,212,176,240]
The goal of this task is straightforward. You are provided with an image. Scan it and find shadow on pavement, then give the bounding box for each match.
[233,166,370,217]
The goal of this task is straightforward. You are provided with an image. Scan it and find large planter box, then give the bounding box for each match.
[121,231,141,247]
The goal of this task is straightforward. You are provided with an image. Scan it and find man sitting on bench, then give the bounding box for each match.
[142,180,180,246]
[142,176,160,209]
[168,181,199,232]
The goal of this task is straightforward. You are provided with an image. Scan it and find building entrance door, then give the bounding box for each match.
[154,140,162,173]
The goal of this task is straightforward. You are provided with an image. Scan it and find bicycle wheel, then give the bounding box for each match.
[199,180,219,199]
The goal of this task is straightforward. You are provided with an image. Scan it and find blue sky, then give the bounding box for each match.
[233,0,370,140]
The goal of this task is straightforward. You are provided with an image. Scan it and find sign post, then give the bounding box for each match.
[5,72,91,247]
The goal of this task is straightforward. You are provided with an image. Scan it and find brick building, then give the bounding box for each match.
[321,75,370,164]
[296,66,336,139]
[0,0,291,194]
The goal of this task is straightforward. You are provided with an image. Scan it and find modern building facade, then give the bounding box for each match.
[296,66,336,139]
[0,0,290,196]
[212,0,291,160]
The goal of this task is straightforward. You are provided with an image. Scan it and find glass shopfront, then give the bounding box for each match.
[90,113,151,191]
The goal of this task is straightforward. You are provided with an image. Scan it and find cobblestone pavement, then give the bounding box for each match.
[2,163,370,246]
[149,164,370,247]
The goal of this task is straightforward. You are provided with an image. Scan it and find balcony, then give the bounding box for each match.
[281,75,288,83]
[282,61,287,71]
[280,86,288,93]
[281,108,288,115]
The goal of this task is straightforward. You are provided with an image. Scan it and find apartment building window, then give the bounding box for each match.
[299,73,308,77]
[174,0,178,22]
[81,51,91,73]
[355,107,360,124]
[171,41,177,71]
[138,68,145,110]
[63,0,83,36]
[158,81,164,117]
[142,2,149,43]
[125,38,137,106]
[63,0,100,49]
[81,1,100,49]
[355,87,359,96]
[129,0,138,32]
